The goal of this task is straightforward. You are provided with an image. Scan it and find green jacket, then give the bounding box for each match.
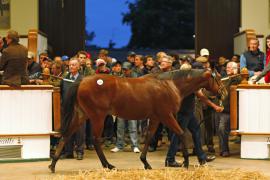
[80,66,95,77]
[221,75,241,113]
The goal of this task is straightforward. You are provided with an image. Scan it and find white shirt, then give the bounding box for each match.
[70,72,79,80]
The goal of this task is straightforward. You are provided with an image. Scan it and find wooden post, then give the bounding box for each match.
[230,85,238,130]
[28,29,48,62]
[28,30,38,61]
[53,88,61,131]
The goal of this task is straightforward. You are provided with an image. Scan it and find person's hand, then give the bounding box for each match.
[35,79,43,84]
[29,79,36,84]
[214,105,224,113]
[254,71,262,76]
[251,79,257,84]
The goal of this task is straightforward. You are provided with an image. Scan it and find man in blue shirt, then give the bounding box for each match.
[240,38,265,77]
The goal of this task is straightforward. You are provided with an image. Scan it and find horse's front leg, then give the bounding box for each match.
[140,119,159,169]
[92,136,115,169]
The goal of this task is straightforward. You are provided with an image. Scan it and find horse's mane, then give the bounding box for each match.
[155,69,206,80]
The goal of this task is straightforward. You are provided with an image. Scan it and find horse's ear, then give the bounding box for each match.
[203,71,211,79]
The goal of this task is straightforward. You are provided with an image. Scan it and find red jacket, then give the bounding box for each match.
[264,50,270,83]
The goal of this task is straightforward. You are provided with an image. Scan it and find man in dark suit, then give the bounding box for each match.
[0,30,29,86]
[60,58,85,160]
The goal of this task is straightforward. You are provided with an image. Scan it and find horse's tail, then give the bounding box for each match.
[60,80,81,136]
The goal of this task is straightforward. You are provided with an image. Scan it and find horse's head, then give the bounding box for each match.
[203,69,228,101]
[156,69,228,101]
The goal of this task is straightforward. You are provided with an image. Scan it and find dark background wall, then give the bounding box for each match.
[39,0,240,59]
[195,0,240,59]
[39,0,85,57]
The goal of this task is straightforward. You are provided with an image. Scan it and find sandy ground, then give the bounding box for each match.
[0,141,269,180]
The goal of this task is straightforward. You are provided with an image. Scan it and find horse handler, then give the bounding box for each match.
[165,63,224,167]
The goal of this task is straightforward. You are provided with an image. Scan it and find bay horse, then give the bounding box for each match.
[49,68,227,173]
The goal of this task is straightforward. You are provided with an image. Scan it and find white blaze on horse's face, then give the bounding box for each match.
[97,79,104,86]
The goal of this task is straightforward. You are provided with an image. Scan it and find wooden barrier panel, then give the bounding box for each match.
[0,85,53,134]
[53,88,61,131]
[230,85,238,130]
[0,85,53,160]
[236,84,270,159]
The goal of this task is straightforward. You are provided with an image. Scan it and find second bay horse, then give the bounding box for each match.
[49,69,227,173]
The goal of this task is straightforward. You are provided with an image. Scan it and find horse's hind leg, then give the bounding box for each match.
[140,118,159,169]
[49,112,83,173]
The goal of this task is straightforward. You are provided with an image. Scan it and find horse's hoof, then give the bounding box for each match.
[107,164,116,170]
[144,165,152,170]
[48,164,55,173]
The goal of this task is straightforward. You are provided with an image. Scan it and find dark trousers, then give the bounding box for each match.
[85,120,93,146]
[139,119,148,136]
[103,115,114,141]
[64,122,85,155]
[166,111,206,162]
[149,123,163,149]
[150,124,171,149]
[204,108,215,148]
[215,112,230,153]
